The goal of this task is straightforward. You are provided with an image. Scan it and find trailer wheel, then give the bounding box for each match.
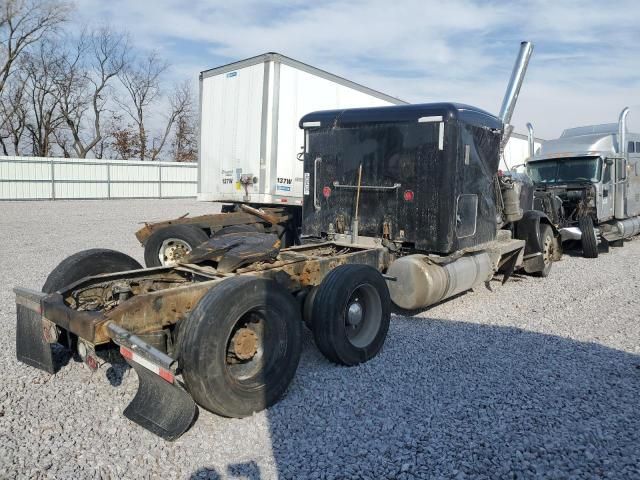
[43,249,142,293]
[579,216,599,258]
[534,224,555,277]
[144,225,209,267]
[180,276,302,418]
[311,264,391,366]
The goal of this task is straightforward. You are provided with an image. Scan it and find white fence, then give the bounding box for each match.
[0,156,197,200]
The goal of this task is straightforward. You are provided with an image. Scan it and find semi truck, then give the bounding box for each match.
[14,41,561,440]
[137,53,540,267]
[526,109,640,257]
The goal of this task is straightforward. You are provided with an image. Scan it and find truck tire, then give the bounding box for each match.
[180,276,302,418]
[43,249,142,293]
[311,264,391,366]
[534,224,554,277]
[579,216,599,258]
[144,225,209,267]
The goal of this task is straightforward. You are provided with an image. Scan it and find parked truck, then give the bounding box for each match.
[138,53,540,267]
[526,109,640,257]
[14,42,560,440]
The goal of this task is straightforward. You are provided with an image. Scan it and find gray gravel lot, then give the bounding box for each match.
[1,199,639,479]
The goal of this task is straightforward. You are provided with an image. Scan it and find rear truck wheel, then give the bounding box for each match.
[43,248,142,293]
[180,276,302,418]
[534,224,554,277]
[144,225,209,267]
[579,216,599,258]
[311,264,391,366]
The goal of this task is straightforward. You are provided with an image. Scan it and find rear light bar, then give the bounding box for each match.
[120,346,175,383]
[107,323,177,384]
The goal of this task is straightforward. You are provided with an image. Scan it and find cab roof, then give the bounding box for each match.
[299,102,502,130]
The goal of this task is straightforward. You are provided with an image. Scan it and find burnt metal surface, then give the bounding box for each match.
[534,191,565,227]
[33,242,385,346]
[181,231,281,273]
[135,207,291,244]
[300,103,503,254]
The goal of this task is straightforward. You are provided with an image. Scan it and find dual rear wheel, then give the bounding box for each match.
[179,264,391,417]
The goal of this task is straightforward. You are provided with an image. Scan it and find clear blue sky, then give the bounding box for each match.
[75,0,640,139]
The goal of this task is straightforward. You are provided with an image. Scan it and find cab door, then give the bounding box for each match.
[598,158,615,221]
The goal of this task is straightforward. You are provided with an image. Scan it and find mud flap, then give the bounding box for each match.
[15,289,54,374]
[500,248,523,284]
[123,359,197,441]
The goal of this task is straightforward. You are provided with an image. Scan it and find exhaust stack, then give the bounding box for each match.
[499,41,534,149]
[526,122,535,158]
[618,107,630,154]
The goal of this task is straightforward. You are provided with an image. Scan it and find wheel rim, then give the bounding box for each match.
[159,238,192,266]
[344,284,382,348]
[224,307,286,386]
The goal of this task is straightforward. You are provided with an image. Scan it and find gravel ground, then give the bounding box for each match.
[1,199,639,479]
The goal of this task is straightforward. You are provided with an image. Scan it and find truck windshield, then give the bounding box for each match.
[526,156,602,184]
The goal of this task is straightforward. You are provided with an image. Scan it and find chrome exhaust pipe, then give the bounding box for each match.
[499,42,534,151]
[526,122,535,158]
[618,107,630,154]
[499,41,534,125]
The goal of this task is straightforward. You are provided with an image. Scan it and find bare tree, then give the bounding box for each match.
[57,26,129,158]
[0,65,28,154]
[170,86,197,162]
[117,51,167,161]
[23,41,65,156]
[150,81,192,161]
[0,0,68,95]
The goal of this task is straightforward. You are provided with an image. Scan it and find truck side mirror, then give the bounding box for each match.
[603,190,609,197]
[605,158,614,166]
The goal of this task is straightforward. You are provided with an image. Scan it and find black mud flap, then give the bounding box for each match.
[15,289,54,374]
[501,248,523,284]
[123,359,197,441]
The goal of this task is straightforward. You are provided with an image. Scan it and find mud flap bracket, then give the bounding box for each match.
[107,323,197,441]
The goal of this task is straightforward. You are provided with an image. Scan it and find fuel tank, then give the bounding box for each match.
[387,252,493,310]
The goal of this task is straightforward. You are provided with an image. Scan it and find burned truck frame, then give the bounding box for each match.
[527,108,640,257]
[14,41,560,440]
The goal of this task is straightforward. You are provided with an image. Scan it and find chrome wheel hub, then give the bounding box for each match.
[347,302,364,327]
